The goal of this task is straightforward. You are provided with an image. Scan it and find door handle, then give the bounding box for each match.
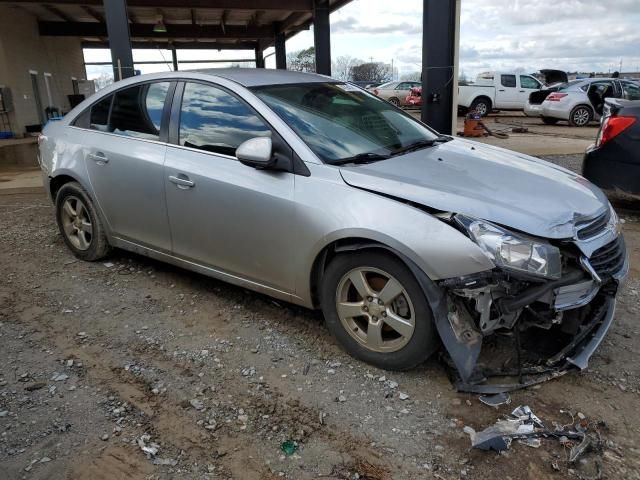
[519,90,525,93]
[169,174,195,189]
[498,89,505,92]
[88,152,108,164]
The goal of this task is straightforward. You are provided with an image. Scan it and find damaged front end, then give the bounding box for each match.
[432,208,628,393]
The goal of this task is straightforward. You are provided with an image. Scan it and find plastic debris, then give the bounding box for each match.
[479,392,511,408]
[137,434,160,458]
[280,440,298,456]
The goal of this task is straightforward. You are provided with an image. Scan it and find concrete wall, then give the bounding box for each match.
[0,5,86,137]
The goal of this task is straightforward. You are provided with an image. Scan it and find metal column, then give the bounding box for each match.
[171,45,178,71]
[255,47,265,68]
[313,0,331,75]
[103,0,135,80]
[421,0,459,134]
[275,31,286,70]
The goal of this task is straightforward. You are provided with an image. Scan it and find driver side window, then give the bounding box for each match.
[178,82,271,157]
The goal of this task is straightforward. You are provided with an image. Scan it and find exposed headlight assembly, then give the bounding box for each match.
[455,214,562,279]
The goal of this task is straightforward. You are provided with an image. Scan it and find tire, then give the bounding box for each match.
[320,250,438,371]
[470,97,491,117]
[541,116,559,125]
[388,97,401,107]
[568,105,593,127]
[55,181,111,261]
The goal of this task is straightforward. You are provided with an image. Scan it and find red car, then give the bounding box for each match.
[405,86,422,107]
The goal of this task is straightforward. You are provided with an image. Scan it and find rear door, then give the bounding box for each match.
[82,81,173,250]
[163,81,296,293]
[495,74,518,108]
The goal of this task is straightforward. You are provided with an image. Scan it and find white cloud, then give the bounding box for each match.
[283,0,640,79]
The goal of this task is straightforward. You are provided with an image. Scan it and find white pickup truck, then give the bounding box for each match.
[458,72,544,116]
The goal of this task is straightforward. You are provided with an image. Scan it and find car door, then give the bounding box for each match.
[81,81,173,251]
[163,81,296,293]
[495,74,518,108]
[518,75,542,107]
[394,82,412,104]
[618,81,640,100]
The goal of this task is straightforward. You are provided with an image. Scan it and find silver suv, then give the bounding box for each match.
[39,69,627,392]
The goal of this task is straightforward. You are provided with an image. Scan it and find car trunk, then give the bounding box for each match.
[529,69,569,105]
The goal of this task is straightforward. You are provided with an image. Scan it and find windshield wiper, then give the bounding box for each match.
[332,152,391,166]
[391,135,452,156]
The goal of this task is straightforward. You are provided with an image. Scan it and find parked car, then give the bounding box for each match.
[524,69,570,118]
[583,98,640,194]
[38,69,627,391]
[369,81,421,107]
[457,71,545,116]
[539,78,640,126]
[405,86,422,107]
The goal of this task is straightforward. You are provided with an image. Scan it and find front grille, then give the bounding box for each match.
[589,236,626,278]
[576,210,610,240]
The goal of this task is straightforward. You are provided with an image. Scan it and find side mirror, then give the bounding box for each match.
[236,137,274,169]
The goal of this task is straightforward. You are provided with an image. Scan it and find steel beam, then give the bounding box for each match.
[82,40,258,49]
[39,21,275,39]
[103,0,134,80]
[420,0,459,134]
[312,0,330,75]
[1,0,313,9]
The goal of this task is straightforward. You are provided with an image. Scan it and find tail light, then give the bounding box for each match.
[373,89,379,95]
[596,116,636,147]
[546,92,568,102]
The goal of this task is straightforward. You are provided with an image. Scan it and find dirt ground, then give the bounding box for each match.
[1,154,640,479]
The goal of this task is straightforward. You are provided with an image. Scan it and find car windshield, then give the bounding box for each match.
[251,82,440,164]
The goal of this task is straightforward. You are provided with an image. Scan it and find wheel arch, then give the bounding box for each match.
[49,172,85,202]
[309,237,418,309]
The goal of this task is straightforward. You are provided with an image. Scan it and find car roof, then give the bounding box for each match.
[192,68,335,86]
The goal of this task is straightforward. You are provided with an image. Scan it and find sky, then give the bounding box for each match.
[85,0,640,83]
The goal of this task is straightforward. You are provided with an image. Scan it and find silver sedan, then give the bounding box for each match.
[39,69,627,391]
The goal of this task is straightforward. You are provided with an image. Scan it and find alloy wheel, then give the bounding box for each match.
[474,102,488,116]
[573,107,590,126]
[335,267,415,353]
[60,196,93,250]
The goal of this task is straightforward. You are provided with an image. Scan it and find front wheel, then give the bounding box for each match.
[320,251,438,370]
[388,97,401,107]
[55,181,111,261]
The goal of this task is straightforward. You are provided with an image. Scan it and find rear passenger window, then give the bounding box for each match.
[501,75,516,88]
[90,94,113,131]
[110,82,170,140]
[178,82,271,157]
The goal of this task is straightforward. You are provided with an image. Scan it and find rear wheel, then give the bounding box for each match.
[55,182,111,261]
[470,97,491,117]
[388,97,401,107]
[541,116,559,125]
[569,105,593,127]
[320,250,438,370]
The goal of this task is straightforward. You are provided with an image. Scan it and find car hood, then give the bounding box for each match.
[339,139,609,239]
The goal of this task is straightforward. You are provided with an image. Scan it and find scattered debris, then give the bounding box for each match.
[189,398,204,410]
[479,392,511,408]
[399,392,409,400]
[153,457,178,466]
[137,434,160,458]
[280,440,298,456]
[24,382,46,392]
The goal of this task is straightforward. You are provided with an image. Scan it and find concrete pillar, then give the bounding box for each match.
[275,31,286,70]
[421,0,459,134]
[313,0,331,75]
[103,0,135,80]
[255,47,265,68]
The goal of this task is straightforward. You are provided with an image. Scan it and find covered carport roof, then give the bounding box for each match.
[0,0,352,50]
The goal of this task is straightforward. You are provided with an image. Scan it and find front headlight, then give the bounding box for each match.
[455,214,561,279]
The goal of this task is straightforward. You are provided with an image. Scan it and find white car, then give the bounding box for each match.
[538,78,640,126]
[458,71,543,116]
